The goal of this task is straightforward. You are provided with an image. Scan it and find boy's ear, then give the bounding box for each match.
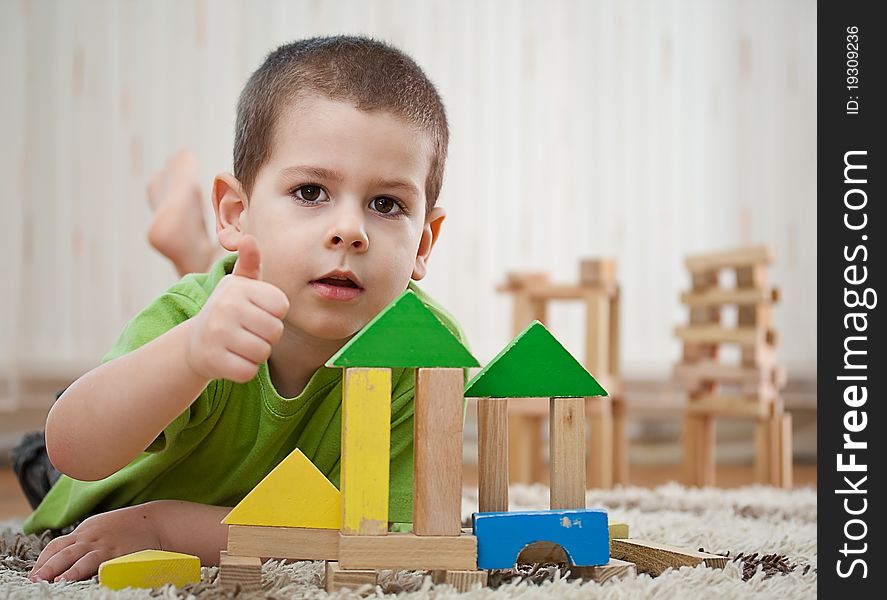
[212,172,249,252]
[412,206,446,281]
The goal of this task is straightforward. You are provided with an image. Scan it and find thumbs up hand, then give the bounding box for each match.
[186,234,290,383]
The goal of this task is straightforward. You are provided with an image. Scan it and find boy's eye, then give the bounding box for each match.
[371,197,406,216]
[292,185,327,203]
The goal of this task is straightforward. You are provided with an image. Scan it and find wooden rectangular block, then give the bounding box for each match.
[414,368,464,536]
[550,397,587,509]
[686,395,769,418]
[610,539,728,576]
[342,367,391,535]
[675,325,762,345]
[780,413,793,489]
[219,552,262,593]
[477,397,509,513]
[338,533,477,570]
[580,258,617,286]
[680,287,776,307]
[432,569,488,592]
[227,525,339,560]
[569,558,637,583]
[685,245,773,273]
[324,561,377,593]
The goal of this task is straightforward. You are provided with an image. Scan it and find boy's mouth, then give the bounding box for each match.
[310,269,364,301]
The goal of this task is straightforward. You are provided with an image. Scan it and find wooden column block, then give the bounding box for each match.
[584,290,610,376]
[753,417,770,484]
[682,415,698,485]
[342,367,391,536]
[550,397,587,508]
[608,288,621,375]
[611,397,629,485]
[414,368,464,536]
[779,413,793,489]
[432,569,488,592]
[219,552,261,593]
[696,414,716,487]
[586,396,613,490]
[324,561,377,593]
[477,397,509,513]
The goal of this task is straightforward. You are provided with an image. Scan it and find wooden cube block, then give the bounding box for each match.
[324,561,377,593]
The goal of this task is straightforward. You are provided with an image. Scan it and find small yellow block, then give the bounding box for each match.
[609,522,630,540]
[98,550,200,590]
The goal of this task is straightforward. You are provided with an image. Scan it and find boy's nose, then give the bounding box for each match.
[326,216,369,252]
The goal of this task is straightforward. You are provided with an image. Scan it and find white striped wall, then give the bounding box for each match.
[0,0,817,407]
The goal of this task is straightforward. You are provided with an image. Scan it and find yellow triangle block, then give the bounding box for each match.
[223,448,342,529]
[98,550,200,590]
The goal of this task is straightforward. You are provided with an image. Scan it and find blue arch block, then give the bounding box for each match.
[472,509,609,570]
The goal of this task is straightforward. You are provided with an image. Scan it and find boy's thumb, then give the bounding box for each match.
[232,234,262,280]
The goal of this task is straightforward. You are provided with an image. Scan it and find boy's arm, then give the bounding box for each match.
[45,319,211,481]
[28,500,231,583]
[46,236,289,481]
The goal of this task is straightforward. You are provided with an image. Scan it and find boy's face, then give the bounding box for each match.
[214,95,445,342]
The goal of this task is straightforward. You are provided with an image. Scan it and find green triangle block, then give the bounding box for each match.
[326,290,479,368]
[464,321,607,398]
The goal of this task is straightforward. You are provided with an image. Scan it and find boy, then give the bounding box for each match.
[24,35,464,583]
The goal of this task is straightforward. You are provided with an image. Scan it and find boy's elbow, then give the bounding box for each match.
[45,411,109,481]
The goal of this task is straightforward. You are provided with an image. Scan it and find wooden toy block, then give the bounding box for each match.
[585,289,611,376]
[326,290,479,368]
[549,397,586,509]
[674,325,763,345]
[610,539,728,576]
[324,561,377,593]
[227,525,339,560]
[736,264,769,288]
[218,552,261,593]
[464,321,607,399]
[414,367,464,536]
[609,522,629,540]
[580,258,617,286]
[586,396,614,489]
[500,271,551,290]
[780,412,793,488]
[432,569,488,591]
[674,362,785,389]
[611,397,628,486]
[569,558,637,583]
[337,532,478,570]
[472,509,609,570]
[98,549,200,591]
[341,367,391,536]
[684,245,773,273]
[222,448,341,529]
[680,286,779,307]
[477,397,509,512]
[686,394,769,418]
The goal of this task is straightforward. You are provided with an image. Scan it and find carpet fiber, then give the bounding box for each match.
[0,482,816,598]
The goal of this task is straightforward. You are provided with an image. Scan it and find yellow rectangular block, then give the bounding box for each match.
[98,550,200,590]
[342,367,391,535]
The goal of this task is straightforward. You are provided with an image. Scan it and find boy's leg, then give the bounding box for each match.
[146,150,222,277]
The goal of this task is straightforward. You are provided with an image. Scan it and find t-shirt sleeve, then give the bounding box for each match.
[100,291,219,453]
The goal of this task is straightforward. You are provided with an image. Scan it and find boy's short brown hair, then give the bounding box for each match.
[234,35,449,213]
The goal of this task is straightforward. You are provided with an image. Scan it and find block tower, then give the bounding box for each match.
[674,245,792,488]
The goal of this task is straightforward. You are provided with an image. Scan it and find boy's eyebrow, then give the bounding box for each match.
[280,165,421,197]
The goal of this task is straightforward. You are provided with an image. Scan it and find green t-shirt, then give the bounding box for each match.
[23,254,469,535]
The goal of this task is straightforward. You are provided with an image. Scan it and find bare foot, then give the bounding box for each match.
[146,151,218,276]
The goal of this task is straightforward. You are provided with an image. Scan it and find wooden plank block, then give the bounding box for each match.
[580,258,618,286]
[569,558,637,583]
[218,552,261,593]
[674,362,781,388]
[98,550,200,590]
[338,533,477,570]
[684,245,773,273]
[550,397,587,509]
[680,287,777,307]
[324,561,377,593]
[586,396,613,490]
[473,509,608,569]
[223,448,341,529]
[477,397,509,513]
[431,569,488,592]
[675,325,762,344]
[414,368,464,536]
[610,539,728,576]
[341,367,390,536]
[686,395,769,418]
[227,525,339,560]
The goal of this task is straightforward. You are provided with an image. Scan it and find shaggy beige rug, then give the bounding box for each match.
[0,483,816,599]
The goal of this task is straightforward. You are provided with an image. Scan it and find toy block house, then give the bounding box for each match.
[218,289,482,591]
